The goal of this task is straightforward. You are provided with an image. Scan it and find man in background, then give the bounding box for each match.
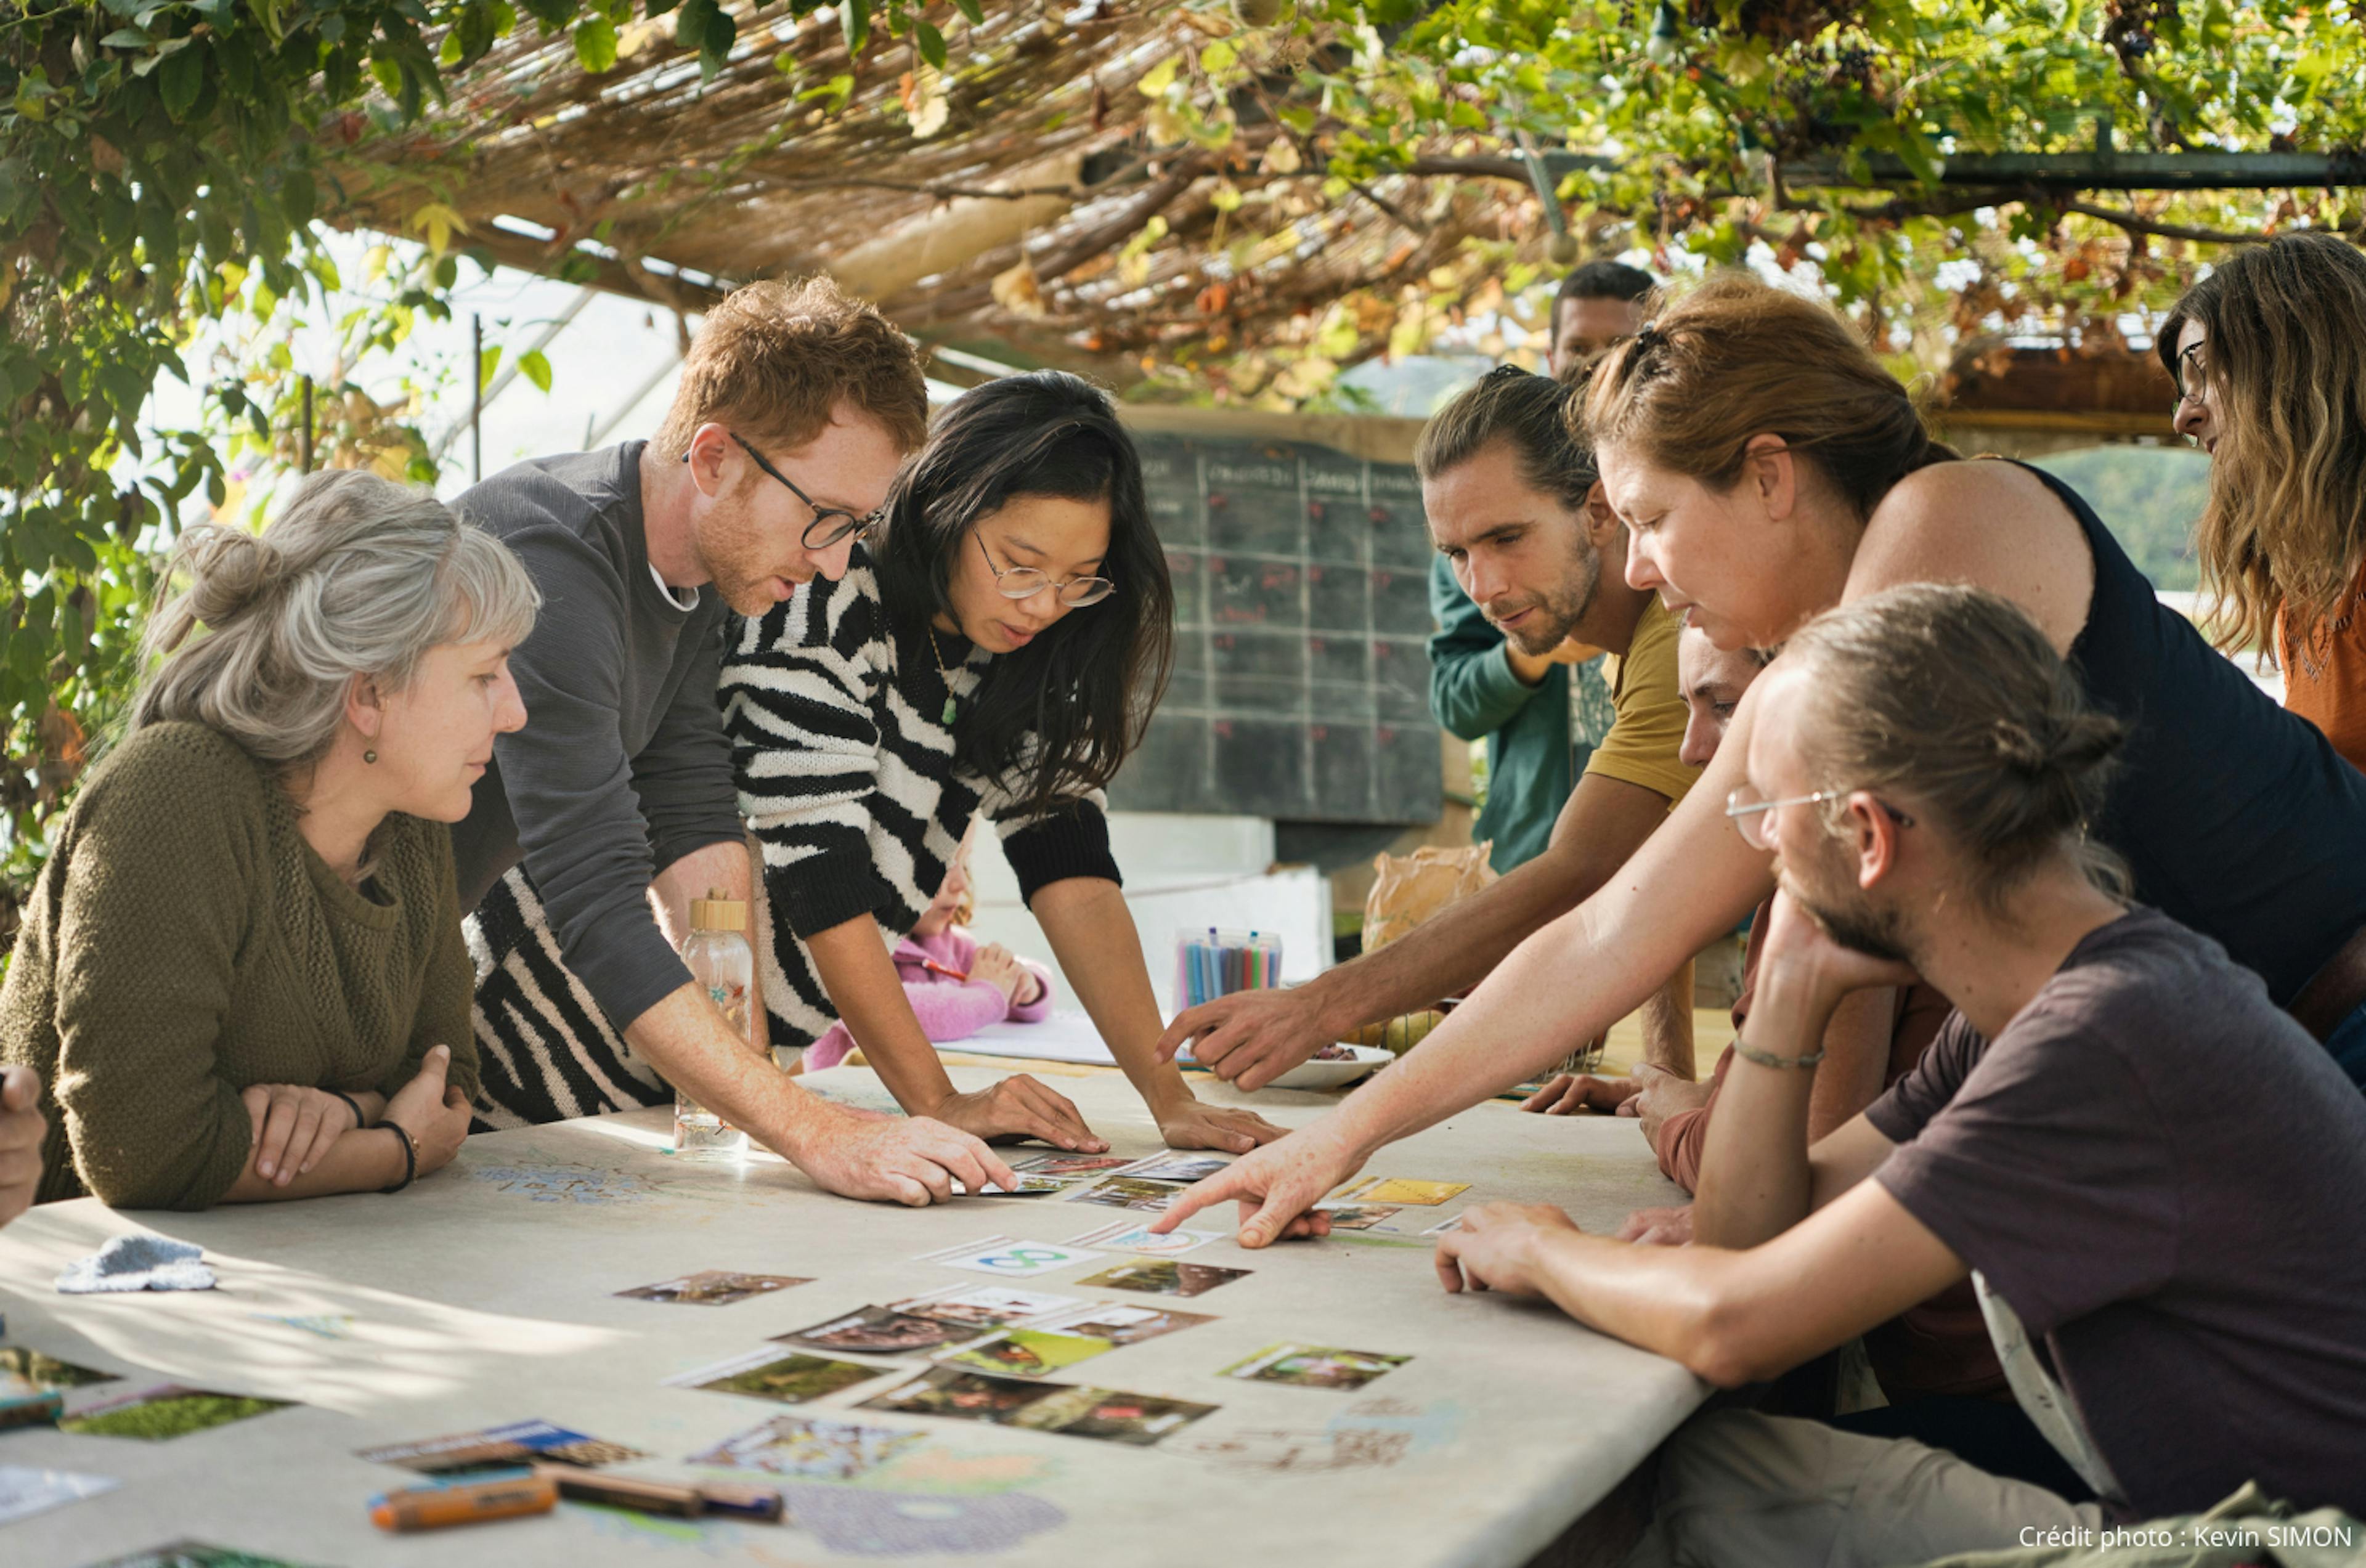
[1428,261,1656,873]
[1167,365,1700,1088]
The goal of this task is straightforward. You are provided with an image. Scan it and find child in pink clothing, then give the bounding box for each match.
[804,842,1054,1073]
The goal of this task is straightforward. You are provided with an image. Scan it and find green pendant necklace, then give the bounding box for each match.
[927,625,960,726]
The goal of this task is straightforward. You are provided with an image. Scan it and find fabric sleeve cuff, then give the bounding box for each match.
[1583,751,1699,807]
[1653,1105,1709,1191]
[1863,1091,1919,1145]
[651,827,750,877]
[1004,805,1122,904]
[766,845,895,938]
[558,905,697,1032]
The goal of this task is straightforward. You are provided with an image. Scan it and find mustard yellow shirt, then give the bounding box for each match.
[1582,595,1699,808]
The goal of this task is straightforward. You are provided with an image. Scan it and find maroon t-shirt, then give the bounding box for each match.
[1869,907,2366,1518]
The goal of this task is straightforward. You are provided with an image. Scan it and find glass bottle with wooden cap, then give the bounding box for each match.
[674,887,756,1156]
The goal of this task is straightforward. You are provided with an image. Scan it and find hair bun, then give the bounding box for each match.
[173,524,288,628]
[1990,717,2050,773]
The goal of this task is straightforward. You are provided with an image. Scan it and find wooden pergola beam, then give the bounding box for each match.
[1537,149,2366,192]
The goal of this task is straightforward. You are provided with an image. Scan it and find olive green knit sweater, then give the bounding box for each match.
[0,721,479,1209]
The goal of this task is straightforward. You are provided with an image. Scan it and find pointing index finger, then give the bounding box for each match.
[1147,1166,1240,1233]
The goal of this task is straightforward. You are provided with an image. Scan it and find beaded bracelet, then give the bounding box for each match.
[1731,1038,1827,1071]
[380,1121,419,1194]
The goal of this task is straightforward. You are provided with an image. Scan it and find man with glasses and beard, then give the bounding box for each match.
[1427,584,2366,1558]
[452,277,1016,1207]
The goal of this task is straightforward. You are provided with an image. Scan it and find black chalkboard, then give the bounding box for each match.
[1109,431,1442,825]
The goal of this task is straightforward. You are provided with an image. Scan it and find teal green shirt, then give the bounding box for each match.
[1426,556,1611,872]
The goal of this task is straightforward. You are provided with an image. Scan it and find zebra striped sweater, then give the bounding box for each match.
[721,549,1120,1050]
[461,551,1118,1128]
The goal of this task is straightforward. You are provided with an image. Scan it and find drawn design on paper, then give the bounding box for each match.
[1170,1423,1414,1473]
[248,1313,356,1339]
[1173,1397,1463,1474]
[861,1447,1059,1497]
[777,1487,1066,1557]
[463,1161,659,1205]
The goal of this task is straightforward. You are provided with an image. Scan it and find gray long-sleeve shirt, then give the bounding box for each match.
[450,441,744,1030]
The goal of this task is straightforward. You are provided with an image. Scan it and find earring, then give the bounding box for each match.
[362,749,378,765]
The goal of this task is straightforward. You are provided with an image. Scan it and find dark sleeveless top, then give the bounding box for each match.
[2027,461,2366,1004]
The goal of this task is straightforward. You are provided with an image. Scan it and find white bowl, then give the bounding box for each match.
[1264,1044,1394,1091]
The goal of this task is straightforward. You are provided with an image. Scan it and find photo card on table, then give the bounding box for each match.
[357,1418,649,1475]
[666,1350,898,1406]
[886,1284,1087,1330]
[1220,1344,1412,1391]
[614,1270,812,1306]
[686,1414,927,1482]
[1076,1259,1251,1298]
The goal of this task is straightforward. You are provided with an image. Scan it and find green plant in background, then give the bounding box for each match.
[0,0,954,940]
[4,0,2352,941]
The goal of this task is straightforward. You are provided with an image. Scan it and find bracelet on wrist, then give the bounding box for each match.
[379,1121,420,1194]
[324,1088,365,1127]
[1731,1036,1826,1071]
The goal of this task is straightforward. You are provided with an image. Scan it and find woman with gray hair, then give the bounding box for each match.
[0,468,538,1210]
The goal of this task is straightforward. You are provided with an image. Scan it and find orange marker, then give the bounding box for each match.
[369,1470,558,1532]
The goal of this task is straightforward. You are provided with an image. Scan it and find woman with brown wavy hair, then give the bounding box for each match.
[2160,232,2366,770]
[1161,269,2366,1256]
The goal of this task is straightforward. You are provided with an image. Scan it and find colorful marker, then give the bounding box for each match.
[540,1466,701,1518]
[696,1481,786,1522]
[368,1469,558,1532]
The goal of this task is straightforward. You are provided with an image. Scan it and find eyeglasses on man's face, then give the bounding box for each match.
[723,432,883,551]
[975,531,1115,607]
[1725,783,1915,851]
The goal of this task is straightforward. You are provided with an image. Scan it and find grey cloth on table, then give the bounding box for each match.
[57,1234,216,1293]
[449,441,744,1033]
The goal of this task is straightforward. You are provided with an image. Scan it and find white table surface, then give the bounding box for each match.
[0,1065,1703,1568]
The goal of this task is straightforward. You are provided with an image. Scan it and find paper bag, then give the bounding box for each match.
[1360,843,1497,954]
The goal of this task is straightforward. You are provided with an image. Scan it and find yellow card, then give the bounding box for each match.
[1335,1177,1468,1206]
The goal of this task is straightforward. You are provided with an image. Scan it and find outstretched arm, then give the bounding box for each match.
[1160,768,1685,1091]
[1030,877,1286,1153]
[1153,689,1778,1246]
[1434,1176,1966,1388]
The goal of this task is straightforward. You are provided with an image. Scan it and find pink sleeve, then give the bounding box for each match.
[1008,961,1055,1023]
[906,978,1014,1043]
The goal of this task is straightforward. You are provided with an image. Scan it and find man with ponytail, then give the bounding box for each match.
[1429,585,2366,1553]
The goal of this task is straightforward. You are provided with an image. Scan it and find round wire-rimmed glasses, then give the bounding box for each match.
[974,531,1115,607]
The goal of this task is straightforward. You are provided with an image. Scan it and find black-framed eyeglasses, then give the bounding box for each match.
[1725,784,1915,851]
[975,531,1115,607]
[715,432,881,550]
[2173,341,2211,408]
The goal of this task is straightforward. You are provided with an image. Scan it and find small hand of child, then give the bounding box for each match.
[969,944,1025,1008]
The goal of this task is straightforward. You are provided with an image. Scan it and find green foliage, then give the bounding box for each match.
[2034,444,2211,593]
[0,0,945,930]
[1139,1,2363,405]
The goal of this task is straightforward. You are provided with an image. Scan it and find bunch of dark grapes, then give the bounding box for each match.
[2104,0,2174,62]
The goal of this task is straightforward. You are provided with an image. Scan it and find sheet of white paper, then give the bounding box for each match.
[0,1464,118,1525]
[951,1010,1118,1066]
